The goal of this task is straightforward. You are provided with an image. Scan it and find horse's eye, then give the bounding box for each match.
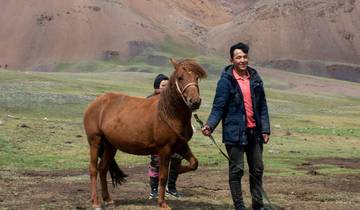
[177,76,183,81]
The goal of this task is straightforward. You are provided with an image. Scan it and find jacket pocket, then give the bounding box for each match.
[253,82,264,95]
[223,119,242,144]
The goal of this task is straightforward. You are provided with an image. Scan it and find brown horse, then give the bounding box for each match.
[83,59,207,210]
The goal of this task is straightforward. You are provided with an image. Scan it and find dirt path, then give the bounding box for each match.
[1,165,359,210]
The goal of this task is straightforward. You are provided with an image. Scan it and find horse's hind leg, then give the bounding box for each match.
[99,139,117,205]
[88,135,102,209]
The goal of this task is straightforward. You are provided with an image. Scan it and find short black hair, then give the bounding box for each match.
[230,42,249,59]
[153,74,169,89]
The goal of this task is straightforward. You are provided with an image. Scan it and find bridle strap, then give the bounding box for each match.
[175,80,198,104]
[180,82,198,94]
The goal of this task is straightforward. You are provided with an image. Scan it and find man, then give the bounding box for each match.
[201,43,270,210]
[147,74,181,199]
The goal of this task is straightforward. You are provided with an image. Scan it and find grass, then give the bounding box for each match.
[48,39,226,79]
[54,59,120,72]
[0,65,359,177]
[0,118,88,170]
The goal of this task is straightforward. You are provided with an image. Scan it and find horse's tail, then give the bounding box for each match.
[98,139,128,187]
[109,158,128,187]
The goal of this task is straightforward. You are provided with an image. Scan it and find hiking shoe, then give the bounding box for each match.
[148,188,158,199]
[253,208,268,210]
[166,187,179,198]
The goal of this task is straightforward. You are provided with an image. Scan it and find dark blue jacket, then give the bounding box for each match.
[207,65,270,145]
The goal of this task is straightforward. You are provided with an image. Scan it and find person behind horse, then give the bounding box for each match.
[201,42,270,210]
[147,73,182,199]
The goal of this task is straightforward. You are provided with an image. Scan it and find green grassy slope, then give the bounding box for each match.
[0,64,359,176]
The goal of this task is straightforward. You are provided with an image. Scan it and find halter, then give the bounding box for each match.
[175,80,199,105]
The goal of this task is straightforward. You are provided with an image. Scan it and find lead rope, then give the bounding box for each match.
[193,114,277,210]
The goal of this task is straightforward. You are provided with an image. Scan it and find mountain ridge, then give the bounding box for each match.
[0,0,359,77]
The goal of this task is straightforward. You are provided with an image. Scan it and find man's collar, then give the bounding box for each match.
[232,67,250,80]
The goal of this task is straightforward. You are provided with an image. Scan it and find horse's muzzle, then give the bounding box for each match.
[189,98,201,111]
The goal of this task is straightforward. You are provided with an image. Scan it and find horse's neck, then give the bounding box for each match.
[157,78,194,141]
[158,83,191,124]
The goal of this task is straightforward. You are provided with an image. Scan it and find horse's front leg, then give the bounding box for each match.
[158,148,171,210]
[177,143,198,174]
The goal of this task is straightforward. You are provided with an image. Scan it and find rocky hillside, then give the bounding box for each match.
[0,0,359,81]
[210,0,360,62]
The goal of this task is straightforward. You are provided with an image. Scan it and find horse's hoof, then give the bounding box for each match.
[159,203,172,210]
[104,200,114,206]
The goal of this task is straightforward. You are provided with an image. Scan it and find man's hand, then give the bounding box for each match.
[201,125,212,136]
[262,133,270,144]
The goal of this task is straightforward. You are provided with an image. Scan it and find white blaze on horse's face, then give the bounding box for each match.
[176,67,201,111]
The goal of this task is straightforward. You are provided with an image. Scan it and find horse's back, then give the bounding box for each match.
[84,92,160,152]
[84,92,125,124]
[84,92,157,125]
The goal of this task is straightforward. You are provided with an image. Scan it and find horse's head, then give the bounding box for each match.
[170,58,207,111]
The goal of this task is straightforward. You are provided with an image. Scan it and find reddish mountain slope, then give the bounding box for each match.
[209,0,360,65]
[0,0,359,72]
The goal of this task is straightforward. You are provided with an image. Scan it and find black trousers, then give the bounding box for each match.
[225,128,264,210]
[149,154,182,190]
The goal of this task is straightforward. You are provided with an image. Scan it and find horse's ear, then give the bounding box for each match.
[170,58,177,69]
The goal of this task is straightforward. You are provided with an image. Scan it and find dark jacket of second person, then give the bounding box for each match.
[207,65,270,145]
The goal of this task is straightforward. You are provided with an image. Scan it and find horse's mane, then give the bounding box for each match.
[158,59,207,119]
[176,59,207,79]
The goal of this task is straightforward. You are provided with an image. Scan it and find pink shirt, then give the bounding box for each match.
[233,69,256,128]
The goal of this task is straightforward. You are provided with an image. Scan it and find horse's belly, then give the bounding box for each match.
[118,146,156,155]
[101,108,159,155]
[107,136,158,155]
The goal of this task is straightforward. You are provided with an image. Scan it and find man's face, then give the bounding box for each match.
[230,49,248,71]
[159,80,168,91]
